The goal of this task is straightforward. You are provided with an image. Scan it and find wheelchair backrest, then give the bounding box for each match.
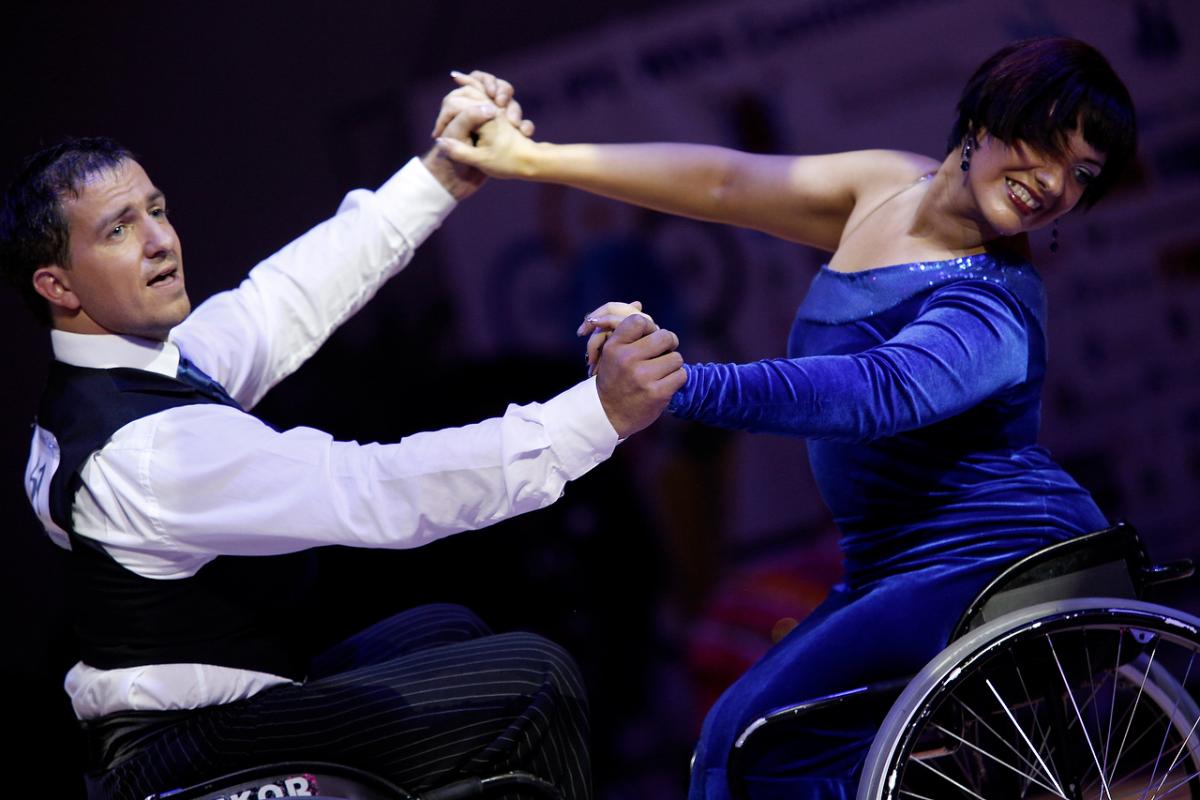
[950,522,1148,640]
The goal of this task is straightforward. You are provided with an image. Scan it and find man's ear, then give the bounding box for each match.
[32,265,81,312]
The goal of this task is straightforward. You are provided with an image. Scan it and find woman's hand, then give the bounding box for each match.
[578,301,655,376]
[436,112,541,181]
[434,72,541,181]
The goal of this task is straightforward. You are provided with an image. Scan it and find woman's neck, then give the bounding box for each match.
[910,151,997,253]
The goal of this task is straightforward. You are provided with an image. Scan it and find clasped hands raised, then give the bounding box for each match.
[425,70,685,438]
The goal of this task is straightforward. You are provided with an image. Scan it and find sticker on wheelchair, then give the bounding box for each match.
[204,774,318,799]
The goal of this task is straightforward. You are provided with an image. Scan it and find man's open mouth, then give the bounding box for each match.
[148,268,178,287]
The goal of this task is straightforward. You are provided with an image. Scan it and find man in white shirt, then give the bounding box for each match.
[0,74,684,799]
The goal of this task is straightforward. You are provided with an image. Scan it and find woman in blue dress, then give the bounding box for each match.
[443,37,1138,799]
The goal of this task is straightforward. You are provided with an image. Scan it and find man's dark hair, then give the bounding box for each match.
[0,137,134,324]
[947,37,1137,210]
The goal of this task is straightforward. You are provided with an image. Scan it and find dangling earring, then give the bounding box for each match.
[960,135,974,172]
[1050,220,1060,254]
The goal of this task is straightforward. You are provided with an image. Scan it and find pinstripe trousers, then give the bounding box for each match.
[87,604,591,799]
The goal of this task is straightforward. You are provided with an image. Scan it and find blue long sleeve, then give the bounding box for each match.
[669,280,1033,442]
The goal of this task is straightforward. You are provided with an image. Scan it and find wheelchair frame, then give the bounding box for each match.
[858,597,1200,799]
[726,522,1200,800]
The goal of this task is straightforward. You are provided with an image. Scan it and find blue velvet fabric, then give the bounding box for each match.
[670,253,1107,799]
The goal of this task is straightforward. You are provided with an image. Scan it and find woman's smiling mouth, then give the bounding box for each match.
[1005,178,1043,214]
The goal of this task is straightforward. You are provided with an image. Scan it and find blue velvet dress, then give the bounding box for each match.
[670,252,1108,800]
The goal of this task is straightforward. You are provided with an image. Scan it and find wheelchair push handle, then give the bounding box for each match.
[1140,559,1196,587]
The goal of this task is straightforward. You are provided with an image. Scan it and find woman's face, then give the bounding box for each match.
[966,127,1106,237]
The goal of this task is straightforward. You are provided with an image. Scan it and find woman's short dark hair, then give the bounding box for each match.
[0,137,133,324]
[947,37,1136,210]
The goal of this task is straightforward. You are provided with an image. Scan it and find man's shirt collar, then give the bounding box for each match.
[50,329,181,377]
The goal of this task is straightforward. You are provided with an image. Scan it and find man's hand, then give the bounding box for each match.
[595,314,686,439]
[422,70,534,200]
[431,71,534,139]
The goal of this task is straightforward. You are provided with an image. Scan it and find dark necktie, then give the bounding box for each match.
[176,357,243,410]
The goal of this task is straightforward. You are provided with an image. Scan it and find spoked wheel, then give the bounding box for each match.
[858,599,1200,800]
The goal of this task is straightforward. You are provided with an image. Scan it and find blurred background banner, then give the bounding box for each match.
[1,1,1196,797]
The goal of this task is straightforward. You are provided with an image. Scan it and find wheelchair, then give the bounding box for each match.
[728,522,1200,799]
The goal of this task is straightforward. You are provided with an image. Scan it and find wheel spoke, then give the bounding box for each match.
[956,694,1057,780]
[1012,648,1065,791]
[1105,751,1164,795]
[1104,634,1125,783]
[1146,709,1200,799]
[987,678,1068,798]
[1155,762,1200,798]
[1085,630,1100,745]
[1137,652,1197,800]
[931,722,1067,797]
[1103,718,1174,795]
[883,611,1200,800]
[1047,634,1113,799]
[1109,638,1160,787]
[910,757,994,800]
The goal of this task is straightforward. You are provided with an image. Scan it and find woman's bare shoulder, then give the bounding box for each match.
[835,149,941,195]
[723,149,941,249]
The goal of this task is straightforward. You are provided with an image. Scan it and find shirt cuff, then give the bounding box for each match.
[540,376,619,479]
[375,157,458,247]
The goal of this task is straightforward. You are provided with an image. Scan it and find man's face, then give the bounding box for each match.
[45,159,189,340]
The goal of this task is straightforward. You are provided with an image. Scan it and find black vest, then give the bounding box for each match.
[38,360,314,681]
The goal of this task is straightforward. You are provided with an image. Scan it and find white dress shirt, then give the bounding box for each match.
[23,158,619,719]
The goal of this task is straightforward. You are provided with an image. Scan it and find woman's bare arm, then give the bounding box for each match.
[438,115,933,252]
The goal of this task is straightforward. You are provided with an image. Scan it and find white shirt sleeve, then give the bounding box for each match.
[171,157,457,410]
[72,376,617,578]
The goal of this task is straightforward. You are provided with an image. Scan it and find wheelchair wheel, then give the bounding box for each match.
[858,599,1200,800]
